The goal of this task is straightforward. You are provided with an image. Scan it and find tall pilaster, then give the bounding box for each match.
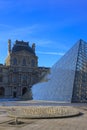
[8,39,11,55]
[32,43,35,52]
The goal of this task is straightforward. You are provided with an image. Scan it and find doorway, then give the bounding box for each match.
[0,87,5,97]
[13,92,17,98]
[22,87,27,96]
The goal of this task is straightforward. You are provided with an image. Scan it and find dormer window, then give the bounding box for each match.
[22,58,26,66]
[13,58,17,65]
[31,59,35,67]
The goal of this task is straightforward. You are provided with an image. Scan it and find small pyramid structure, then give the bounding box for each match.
[32,39,87,103]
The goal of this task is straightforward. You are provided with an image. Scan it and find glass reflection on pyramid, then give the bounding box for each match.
[32,39,87,103]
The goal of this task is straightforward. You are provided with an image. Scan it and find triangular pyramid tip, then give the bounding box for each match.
[78,39,86,43]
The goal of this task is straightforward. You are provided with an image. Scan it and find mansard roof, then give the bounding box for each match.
[12,40,35,55]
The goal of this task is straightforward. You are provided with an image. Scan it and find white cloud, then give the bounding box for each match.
[36,51,64,56]
[7,25,37,38]
[0,24,56,47]
[0,24,39,42]
[34,40,53,47]
[0,23,71,52]
[0,24,12,28]
[0,23,69,52]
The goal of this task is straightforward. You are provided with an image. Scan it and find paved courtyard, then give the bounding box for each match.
[0,101,87,130]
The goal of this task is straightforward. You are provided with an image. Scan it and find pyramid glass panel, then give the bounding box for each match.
[32,40,87,103]
[72,40,87,102]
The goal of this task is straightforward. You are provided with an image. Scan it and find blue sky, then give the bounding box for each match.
[0,0,87,67]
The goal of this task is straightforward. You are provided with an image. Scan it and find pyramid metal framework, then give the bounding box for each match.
[32,40,87,103]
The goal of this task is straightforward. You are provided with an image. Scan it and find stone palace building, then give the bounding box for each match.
[0,40,49,99]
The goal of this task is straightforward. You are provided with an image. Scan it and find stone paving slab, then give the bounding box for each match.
[0,115,12,124]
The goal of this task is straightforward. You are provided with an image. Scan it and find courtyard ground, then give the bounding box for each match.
[0,101,87,130]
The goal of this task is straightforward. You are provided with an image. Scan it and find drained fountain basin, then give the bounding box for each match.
[7,106,80,118]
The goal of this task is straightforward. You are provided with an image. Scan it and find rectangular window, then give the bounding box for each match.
[0,68,2,72]
[0,76,3,82]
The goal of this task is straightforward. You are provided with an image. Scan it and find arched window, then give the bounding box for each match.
[22,58,26,66]
[31,59,35,67]
[22,87,27,96]
[0,87,5,97]
[13,58,17,65]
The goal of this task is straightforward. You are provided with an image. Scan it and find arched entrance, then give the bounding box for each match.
[22,87,27,96]
[0,87,5,97]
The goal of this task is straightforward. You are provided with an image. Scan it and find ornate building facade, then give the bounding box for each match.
[0,40,49,99]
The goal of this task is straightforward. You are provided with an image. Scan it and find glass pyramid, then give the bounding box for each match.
[32,39,87,103]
